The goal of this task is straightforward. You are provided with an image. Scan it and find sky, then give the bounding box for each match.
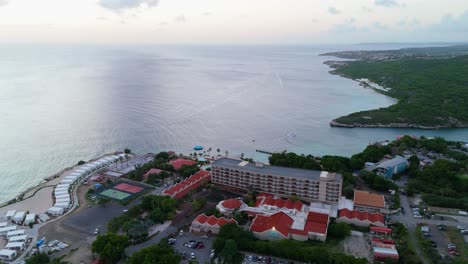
[0,0,467,44]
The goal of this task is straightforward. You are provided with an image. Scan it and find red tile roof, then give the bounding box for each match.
[370,226,392,234]
[257,196,303,211]
[250,212,293,238]
[193,214,237,227]
[338,209,385,224]
[354,190,385,209]
[222,199,243,209]
[163,170,210,199]
[170,159,196,170]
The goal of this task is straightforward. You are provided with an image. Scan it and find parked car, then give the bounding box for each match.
[190,252,196,259]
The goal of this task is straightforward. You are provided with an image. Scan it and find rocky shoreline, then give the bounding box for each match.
[329,120,467,129]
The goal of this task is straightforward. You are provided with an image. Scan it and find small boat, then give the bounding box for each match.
[286,132,296,138]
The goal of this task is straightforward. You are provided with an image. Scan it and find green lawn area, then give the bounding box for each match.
[446,227,468,263]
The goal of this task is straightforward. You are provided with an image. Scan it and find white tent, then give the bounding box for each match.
[0,249,17,261]
[13,212,26,223]
[61,179,74,184]
[54,190,68,196]
[5,241,25,250]
[25,214,35,225]
[8,235,27,243]
[56,198,70,204]
[47,207,64,215]
[5,210,16,220]
[7,230,25,239]
[56,184,70,188]
[75,168,87,173]
[0,222,7,228]
[55,194,70,199]
[54,202,70,209]
[0,226,17,235]
[55,187,69,193]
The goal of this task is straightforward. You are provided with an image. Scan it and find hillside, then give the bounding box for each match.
[327,55,468,129]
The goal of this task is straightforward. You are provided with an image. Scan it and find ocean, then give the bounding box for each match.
[0,44,466,203]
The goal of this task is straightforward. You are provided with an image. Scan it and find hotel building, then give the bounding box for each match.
[211,158,343,204]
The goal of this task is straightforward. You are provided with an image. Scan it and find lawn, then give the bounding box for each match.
[446,227,468,263]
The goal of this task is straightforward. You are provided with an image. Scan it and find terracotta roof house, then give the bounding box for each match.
[162,171,210,199]
[337,209,386,227]
[190,214,237,234]
[170,159,197,170]
[216,199,246,216]
[143,168,172,181]
[250,210,330,242]
[353,190,387,213]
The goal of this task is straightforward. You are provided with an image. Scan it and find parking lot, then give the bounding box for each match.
[64,201,131,234]
[171,232,215,264]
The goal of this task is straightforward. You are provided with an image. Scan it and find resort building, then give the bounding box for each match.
[163,170,210,199]
[190,214,237,234]
[211,158,343,204]
[216,199,247,217]
[375,157,408,179]
[170,158,196,170]
[337,209,386,227]
[353,190,387,213]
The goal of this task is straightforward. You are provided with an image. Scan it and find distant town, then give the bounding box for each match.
[1,136,467,264]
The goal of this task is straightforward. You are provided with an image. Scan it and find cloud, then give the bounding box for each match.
[98,0,159,11]
[203,12,212,16]
[330,18,369,34]
[159,21,168,26]
[373,22,388,30]
[362,6,372,13]
[0,0,8,7]
[374,0,398,7]
[429,10,468,33]
[174,15,186,23]
[328,7,340,15]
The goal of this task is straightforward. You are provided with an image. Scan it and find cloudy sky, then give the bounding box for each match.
[0,0,467,44]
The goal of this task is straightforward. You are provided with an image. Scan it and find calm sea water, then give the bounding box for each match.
[0,44,466,203]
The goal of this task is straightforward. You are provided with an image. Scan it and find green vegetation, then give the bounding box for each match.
[26,254,69,264]
[331,55,468,128]
[107,195,177,240]
[269,152,321,170]
[91,233,129,264]
[77,160,85,165]
[124,148,131,154]
[358,170,397,192]
[213,223,368,264]
[127,243,181,264]
[446,227,468,263]
[327,222,351,240]
[391,223,422,264]
[415,226,441,263]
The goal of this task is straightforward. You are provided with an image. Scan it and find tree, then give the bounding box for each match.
[124,148,131,154]
[26,253,50,264]
[77,160,86,165]
[217,148,221,156]
[92,233,129,264]
[327,222,351,240]
[127,244,180,264]
[220,239,238,263]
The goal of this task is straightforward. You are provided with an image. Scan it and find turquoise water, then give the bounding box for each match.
[0,44,466,203]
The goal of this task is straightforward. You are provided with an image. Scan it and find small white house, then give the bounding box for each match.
[5,241,25,251]
[0,249,17,261]
[54,190,68,196]
[8,235,28,243]
[55,194,70,200]
[7,229,25,239]
[25,213,36,225]
[0,222,8,228]
[55,198,70,204]
[0,225,16,235]
[61,179,74,184]
[5,210,16,220]
[47,207,64,215]
[13,212,26,224]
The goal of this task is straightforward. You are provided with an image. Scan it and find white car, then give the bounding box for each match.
[190,252,196,259]
[414,215,422,219]
[93,228,99,235]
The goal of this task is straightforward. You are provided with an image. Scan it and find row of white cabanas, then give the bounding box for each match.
[48,154,128,213]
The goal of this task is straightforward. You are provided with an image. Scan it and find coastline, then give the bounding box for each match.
[328,120,467,129]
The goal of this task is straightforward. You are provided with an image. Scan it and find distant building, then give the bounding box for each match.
[216,199,246,217]
[190,214,237,234]
[337,209,386,227]
[143,168,172,181]
[170,159,196,170]
[0,249,17,261]
[211,158,343,204]
[353,190,387,213]
[162,171,210,199]
[373,244,399,262]
[375,157,408,179]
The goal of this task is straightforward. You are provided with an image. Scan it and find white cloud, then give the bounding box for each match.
[429,10,468,33]
[0,0,9,7]
[174,15,186,23]
[374,0,398,8]
[328,7,340,15]
[98,0,159,11]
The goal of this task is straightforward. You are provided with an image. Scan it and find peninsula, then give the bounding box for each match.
[322,45,468,129]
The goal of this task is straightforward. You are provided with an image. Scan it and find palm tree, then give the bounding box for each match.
[225,150,229,157]
[217,148,221,156]
[240,153,245,159]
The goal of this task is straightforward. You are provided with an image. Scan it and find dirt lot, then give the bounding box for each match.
[340,232,372,262]
[38,184,96,263]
